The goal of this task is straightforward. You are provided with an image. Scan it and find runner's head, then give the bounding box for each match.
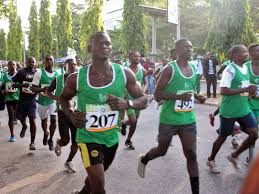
[170,49,177,60]
[26,56,36,69]
[129,51,140,65]
[248,43,259,61]
[64,58,77,75]
[75,55,83,67]
[175,39,193,60]
[230,45,249,64]
[7,61,16,73]
[88,31,112,61]
[44,55,54,69]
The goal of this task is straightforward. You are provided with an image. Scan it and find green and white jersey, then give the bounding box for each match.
[245,61,259,110]
[3,72,20,102]
[76,63,126,147]
[160,61,197,125]
[219,62,251,118]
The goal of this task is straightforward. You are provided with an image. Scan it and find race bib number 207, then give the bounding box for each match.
[85,104,118,132]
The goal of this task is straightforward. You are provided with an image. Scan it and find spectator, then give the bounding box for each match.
[203,52,219,98]
[143,57,155,94]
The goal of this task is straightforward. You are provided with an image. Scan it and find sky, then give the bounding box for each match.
[0,0,124,33]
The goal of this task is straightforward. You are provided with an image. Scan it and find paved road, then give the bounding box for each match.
[0,102,257,194]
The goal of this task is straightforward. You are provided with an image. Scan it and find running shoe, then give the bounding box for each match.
[227,154,241,171]
[137,154,146,178]
[20,125,27,138]
[29,143,36,150]
[244,157,250,167]
[48,139,54,151]
[125,140,135,150]
[209,114,215,127]
[43,132,49,145]
[121,123,126,136]
[55,138,62,156]
[206,160,220,174]
[13,118,18,124]
[9,135,16,142]
[71,190,80,194]
[64,161,77,173]
[231,137,239,149]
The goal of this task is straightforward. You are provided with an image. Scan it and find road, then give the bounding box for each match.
[0,102,257,194]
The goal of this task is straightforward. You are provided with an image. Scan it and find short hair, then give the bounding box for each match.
[45,54,54,60]
[231,45,246,55]
[128,51,139,58]
[170,49,176,56]
[175,38,190,49]
[248,43,259,54]
[89,31,108,43]
[26,56,35,62]
[8,61,16,66]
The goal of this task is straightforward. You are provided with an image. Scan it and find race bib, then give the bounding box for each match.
[6,82,17,93]
[22,81,34,94]
[174,91,194,112]
[85,104,118,132]
[40,84,49,96]
[240,80,250,96]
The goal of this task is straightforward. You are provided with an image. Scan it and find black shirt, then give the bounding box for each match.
[12,67,37,101]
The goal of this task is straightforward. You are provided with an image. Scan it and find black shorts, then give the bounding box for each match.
[58,110,76,144]
[219,112,257,136]
[5,100,19,106]
[16,98,37,119]
[78,142,118,170]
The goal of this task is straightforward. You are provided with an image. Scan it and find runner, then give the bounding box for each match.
[2,61,20,142]
[244,43,259,164]
[137,39,206,194]
[32,55,58,151]
[46,57,78,173]
[207,45,258,173]
[121,51,147,150]
[12,57,38,150]
[60,31,147,194]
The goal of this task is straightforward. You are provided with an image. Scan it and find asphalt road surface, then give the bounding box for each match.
[0,102,257,194]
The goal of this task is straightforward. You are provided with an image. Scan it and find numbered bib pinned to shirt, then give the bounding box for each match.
[85,104,119,132]
[40,84,49,96]
[240,80,250,96]
[174,90,194,112]
[6,82,17,93]
[22,81,34,94]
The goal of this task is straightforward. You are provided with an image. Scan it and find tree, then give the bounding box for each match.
[28,0,40,60]
[0,0,11,18]
[120,0,148,56]
[0,29,6,59]
[56,0,73,57]
[39,0,53,60]
[250,0,259,32]
[205,0,257,60]
[7,0,23,61]
[79,0,104,59]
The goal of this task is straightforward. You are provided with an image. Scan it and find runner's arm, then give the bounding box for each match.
[31,71,45,93]
[46,78,58,100]
[142,68,147,91]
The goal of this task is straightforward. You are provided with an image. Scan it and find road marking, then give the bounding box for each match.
[0,170,59,193]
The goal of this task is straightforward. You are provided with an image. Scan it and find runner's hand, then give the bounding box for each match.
[107,94,128,110]
[22,83,30,88]
[176,92,192,101]
[70,111,86,128]
[196,94,206,104]
[246,85,257,96]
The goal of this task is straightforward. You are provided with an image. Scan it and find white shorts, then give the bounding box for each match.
[38,103,57,120]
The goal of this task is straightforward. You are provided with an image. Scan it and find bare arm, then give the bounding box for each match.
[154,65,192,102]
[220,86,256,96]
[141,68,147,91]
[46,78,58,101]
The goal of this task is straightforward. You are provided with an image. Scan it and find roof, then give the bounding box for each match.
[139,5,167,18]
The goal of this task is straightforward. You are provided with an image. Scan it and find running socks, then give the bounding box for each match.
[190,176,199,194]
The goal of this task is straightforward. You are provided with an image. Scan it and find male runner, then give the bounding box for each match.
[2,61,19,142]
[121,51,147,150]
[12,57,37,150]
[207,45,258,173]
[46,58,78,172]
[244,43,259,164]
[60,32,147,194]
[137,39,206,194]
[32,55,58,151]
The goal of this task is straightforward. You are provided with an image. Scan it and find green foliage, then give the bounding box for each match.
[28,0,40,60]
[0,29,6,59]
[143,0,167,8]
[120,0,148,56]
[39,0,53,60]
[250,0,259,32]
[7,0,23,62]
[56,0,74,57]
[79,0,104,59]
[205,0,257,60]
[0,0,11,18]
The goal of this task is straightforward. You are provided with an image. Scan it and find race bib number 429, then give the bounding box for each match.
[85,104,118,132]
[174,90,194,112]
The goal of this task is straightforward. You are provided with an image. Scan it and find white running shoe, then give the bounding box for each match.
[64,161,77,173]
[207,160,220,174]
[137,154,146,178]
[55,138,62,157]
[227,154,241,171]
